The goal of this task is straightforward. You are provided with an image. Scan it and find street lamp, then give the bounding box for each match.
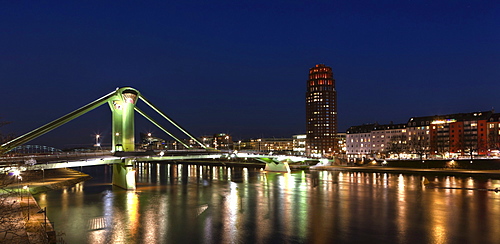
[23,185,30,220]
[147,133,154,149]
[18,176,22,200]
[12,170,21,199]
[37,207,47,232]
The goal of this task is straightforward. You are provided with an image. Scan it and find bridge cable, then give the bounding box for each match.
[134,107,190,149]
[138,95,207,149]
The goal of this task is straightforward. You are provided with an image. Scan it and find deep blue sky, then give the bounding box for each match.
[1,1,499,148]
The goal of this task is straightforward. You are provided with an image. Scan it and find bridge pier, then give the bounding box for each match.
[256,157,291,173]
[112,158,136,190]
[264,161,291,173]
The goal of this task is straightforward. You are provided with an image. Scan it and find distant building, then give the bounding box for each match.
[140,132,166,150]
[346,123,408,162]
[336,132,347,156]
[293,134,306,156]
[213,133,233,150]
[237,140,252,151]
[424,111,490,157]
[199,135,214,149]
[487,113,500,155]
[249,138,294,154]
[306,64,337,158]
[346,110,500,161]
[346,123,377,162]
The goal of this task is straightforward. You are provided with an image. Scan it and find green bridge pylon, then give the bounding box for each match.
[1,87,207,190]
[108,88,139,152]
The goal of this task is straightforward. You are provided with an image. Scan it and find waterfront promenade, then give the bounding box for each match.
[1,168,91,244]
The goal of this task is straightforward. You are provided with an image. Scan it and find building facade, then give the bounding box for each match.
[346,110,500,161]
[213,133,233,150]
[140,132,167,150]
[487,113,500,155]
[305,64,337,158]
[336,132,347,157]
[248,138,294,154]
[293,134,307,156]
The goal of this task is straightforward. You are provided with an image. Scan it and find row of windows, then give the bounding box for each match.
[347,150,371,153]
[410,121,430,126]
[309,117,330,120]
[307,95,329,99]
[309,73,332,79]
[408,131,429,135]
[307,99,333,103]
[308,80,333,86]
[348,137,498,149]
[309,66,331,73]
[308,86,334,92]
[451,133,483,138]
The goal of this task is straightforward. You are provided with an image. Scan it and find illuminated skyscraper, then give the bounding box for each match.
[306,64,337,157]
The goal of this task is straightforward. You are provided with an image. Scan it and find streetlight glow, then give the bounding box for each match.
[23,185,30,220]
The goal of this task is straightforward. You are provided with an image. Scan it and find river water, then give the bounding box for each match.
[35,163,500,244]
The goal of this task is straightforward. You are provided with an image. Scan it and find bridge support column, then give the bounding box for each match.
[109,88,139,152]
[257,157,291,173]
[112,158,136,190]
[264,161,291,173]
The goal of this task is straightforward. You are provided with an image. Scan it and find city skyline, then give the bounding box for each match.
[1,1,499,148]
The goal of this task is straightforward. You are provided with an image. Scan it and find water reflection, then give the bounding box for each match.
[35,164,500,244]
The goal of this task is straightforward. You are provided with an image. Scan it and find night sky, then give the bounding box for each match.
[1,1,499,149]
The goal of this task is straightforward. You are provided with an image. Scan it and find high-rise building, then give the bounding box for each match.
[306,64,337,157]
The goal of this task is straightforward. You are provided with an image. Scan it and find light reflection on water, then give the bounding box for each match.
[35,164,500,244]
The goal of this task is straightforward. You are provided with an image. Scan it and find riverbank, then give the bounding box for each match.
[1,168,92,244]
[291,164,500,178]
[176,159,500,178]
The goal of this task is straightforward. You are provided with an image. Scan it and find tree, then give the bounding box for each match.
[0,117,27,242]
[408,135,429,160]
[488,129,500,152]
[387,134,408,159]
[0,170,26,242]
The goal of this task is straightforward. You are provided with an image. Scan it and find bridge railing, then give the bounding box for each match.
[0,150,114,167]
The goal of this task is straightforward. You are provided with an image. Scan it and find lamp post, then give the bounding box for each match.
[147,133,153,150]
[18,176,22,200]
[44,207,47,231]
[37,207,47,232]
[13,170,21,199]
[23,185,30,220]
[95,134,101,150]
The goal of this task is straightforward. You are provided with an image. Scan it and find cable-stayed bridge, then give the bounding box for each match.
[1,87,304,189]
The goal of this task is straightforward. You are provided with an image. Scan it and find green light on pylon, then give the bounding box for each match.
[108,87,140,152]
